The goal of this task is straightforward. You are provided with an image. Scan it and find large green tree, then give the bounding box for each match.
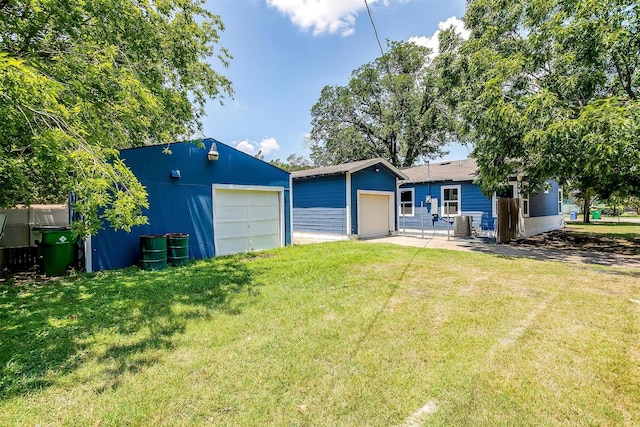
[1,0,232,235]
[309,41,452,167]
[452,0,639,221]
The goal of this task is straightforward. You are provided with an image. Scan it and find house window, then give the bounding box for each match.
[497,183,516,198]
[558,188,563,214]
[441,185,460,216]
[522,193,530,217]
[399,189,414,216]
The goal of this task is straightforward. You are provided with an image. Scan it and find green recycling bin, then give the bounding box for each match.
[37,227,77,276]
[591,209,601,220]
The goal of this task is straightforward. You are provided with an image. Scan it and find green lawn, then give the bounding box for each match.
[1,242,639,426]
[566,220,640,240]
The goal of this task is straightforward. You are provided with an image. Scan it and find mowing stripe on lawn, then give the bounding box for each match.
[349,243,430,358]
[400,399,438,427]
[487,293,556,361]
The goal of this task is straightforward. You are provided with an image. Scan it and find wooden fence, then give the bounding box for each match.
[1,247,40,273]
[496,197,519,243]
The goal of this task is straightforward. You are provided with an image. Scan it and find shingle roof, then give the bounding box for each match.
[401,158,478,184]
[291,158,408,180]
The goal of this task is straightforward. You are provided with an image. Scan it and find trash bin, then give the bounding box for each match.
[139,234,167,270]
[591,210,601,220]
[569,211,577,220]
[36,227,77,276]
[166,233,189,266]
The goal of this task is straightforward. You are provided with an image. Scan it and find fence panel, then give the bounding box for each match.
[497,197,519,243]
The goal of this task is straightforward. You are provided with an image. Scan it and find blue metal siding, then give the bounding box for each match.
[460,182,492,212]
[293,208,347,234]
[398,181,492,229]
[350,166,398,234]
[91,139,291,271]
[530,180,560,217]
[292,175,347,235]
[292,175,346,209]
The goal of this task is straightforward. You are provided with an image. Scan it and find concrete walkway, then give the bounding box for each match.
[295,233,640,270]
[365,234,640,270]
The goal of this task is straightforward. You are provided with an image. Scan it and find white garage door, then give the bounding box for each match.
[359,193,392,238]
[214,188,282,256]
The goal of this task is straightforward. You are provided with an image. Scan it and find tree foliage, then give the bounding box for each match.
[0,0,232,235]
[309,41,452,167]
[269,153,312,172]
[453,0,640,217]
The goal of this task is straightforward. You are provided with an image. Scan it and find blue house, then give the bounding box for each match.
[398,159,564,237]
[291,159,408,240]
[86,139,291,271]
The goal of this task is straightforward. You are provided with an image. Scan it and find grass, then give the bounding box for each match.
[1,242,639,425]
[566,219,640,240]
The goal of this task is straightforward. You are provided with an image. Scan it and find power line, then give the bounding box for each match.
[363,0,385,58]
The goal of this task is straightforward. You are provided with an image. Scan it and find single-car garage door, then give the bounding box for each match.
[358,192,392,238]
[214,187,282,256]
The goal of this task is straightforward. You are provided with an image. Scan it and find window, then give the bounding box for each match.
[441,185,460,216]
[522,193,530,217]
[558,188,563,214]
[498,183,529,217]
[497,183,516,198]
[399,189,415,216]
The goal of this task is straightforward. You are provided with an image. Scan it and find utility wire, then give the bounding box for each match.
[364,0,385,58]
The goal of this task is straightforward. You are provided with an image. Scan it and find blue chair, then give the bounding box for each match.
[480,214,496,234]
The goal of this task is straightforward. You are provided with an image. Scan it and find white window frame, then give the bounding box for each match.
[494,183,528,217]
[520,182,530,218]
[558,187,563,214]
[399,188,415,217]
[441,185,461,216]
[522,193,530,217]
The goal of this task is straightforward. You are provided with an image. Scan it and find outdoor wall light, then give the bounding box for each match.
[170,170,181,179]
[207,143,219,161]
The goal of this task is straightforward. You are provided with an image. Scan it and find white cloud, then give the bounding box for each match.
[266,0,381,36]
[235,140,257,155]
[259,137,280,155]
[408,16,470,57]
[234,138,281,157]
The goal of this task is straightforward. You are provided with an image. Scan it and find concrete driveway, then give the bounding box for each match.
[363,234,640,270]
[295,232,640,270]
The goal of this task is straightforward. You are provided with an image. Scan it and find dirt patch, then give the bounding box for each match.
[510,229,640,256]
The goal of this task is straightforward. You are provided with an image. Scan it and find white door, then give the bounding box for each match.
[214,188,282,256]
[358,193,392,238]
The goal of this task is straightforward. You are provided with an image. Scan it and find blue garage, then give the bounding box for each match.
[87,139,291,271]
[291,159,408,239]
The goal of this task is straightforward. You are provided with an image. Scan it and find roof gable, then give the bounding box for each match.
[401,159,478,184]
[291,158,408,180]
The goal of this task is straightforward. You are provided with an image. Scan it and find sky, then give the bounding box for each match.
[202,0,470,164]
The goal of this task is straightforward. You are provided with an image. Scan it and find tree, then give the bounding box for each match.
[452,0,640,223]
[0,0,232,235]
[269,153,312,172]
[309,41,452,168]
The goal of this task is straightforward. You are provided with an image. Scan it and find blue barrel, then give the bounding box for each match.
[569,211,577,220]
